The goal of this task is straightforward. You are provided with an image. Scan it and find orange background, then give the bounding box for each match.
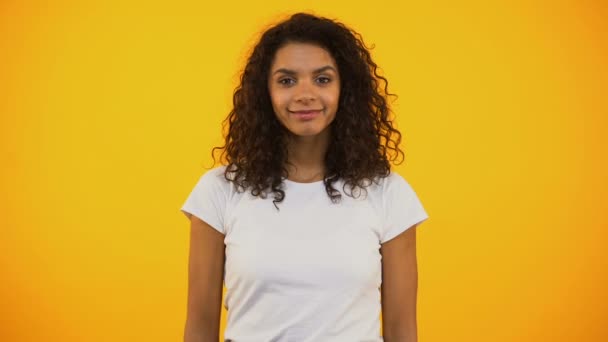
[1,0,607,341]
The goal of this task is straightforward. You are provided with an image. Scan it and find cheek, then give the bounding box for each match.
[270,90,289,110]
[324,88,340,108]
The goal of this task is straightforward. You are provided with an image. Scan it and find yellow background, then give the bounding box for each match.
[1,0,607,341]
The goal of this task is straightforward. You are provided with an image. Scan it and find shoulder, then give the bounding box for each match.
[195,165,233,195]
[345,171,411,208]
[371,170,413,195]
[367,170,421,210]
[387,170,414,191]
[200,165,228,182]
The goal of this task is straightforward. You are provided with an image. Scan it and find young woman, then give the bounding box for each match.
[181,13,429,342]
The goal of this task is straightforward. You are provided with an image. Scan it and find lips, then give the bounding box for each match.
[290,109,322,120]
[290,109,323,114]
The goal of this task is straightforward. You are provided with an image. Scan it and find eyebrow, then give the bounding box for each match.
[272,65,337,76]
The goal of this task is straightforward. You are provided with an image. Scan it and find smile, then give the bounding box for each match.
[290,109,323,114]
[289,109,323,120]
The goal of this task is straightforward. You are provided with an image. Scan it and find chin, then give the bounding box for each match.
[283,120,333,138]
[290,129,323,137]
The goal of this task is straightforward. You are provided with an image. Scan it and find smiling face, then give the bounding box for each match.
[268,42,341,139]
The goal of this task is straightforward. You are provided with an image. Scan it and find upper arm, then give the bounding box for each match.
[184,215,226,340]
[380,224,418,339]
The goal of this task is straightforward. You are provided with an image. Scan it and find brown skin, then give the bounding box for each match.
[381,224,419,342]
[268,42,340,182]
[183,215,225,342]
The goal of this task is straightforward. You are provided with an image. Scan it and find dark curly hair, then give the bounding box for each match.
[212,12,404,208]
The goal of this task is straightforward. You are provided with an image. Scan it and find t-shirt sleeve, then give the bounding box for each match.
[380,173,429,244]
[180,169,227,235]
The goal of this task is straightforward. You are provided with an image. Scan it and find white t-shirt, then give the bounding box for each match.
[180,165,429,342]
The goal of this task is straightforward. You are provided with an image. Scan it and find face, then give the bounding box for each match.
[268,42,340,138]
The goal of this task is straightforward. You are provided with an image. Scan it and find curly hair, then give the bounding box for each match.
[212,12,404,208]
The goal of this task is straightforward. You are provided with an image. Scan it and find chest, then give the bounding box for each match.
[222,192,383,293]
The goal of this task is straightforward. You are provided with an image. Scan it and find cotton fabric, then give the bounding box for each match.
[181,166,428,341]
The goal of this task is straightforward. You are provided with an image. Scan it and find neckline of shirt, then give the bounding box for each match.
[283,178,325,186]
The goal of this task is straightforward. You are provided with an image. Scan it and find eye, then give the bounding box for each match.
[278,77,295,86]
[316,76,331,84]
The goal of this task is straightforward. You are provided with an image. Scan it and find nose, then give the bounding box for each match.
[294,80,316,103]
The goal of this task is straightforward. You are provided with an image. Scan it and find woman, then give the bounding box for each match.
[181,12,429,342]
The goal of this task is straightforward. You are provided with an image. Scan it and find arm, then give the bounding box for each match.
[380,224,419,342]
[183,215,226,342]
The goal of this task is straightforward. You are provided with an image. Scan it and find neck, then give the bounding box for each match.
[285,130,330,182]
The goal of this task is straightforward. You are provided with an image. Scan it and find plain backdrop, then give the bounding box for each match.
[1,0,607,341]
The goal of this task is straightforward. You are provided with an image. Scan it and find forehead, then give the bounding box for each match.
[270,42,337,71]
